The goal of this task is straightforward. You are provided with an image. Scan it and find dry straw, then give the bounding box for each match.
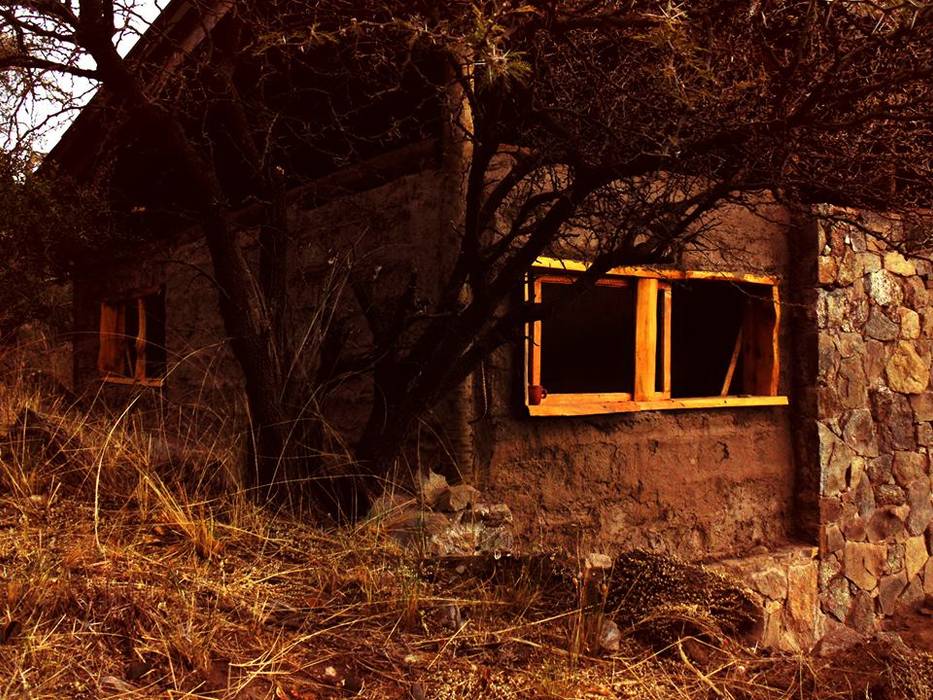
[0,347,927,698]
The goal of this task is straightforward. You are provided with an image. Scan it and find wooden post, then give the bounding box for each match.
[635,278,658,401]
[134,297,148,381]
[661,285,672,399]
[97,303,120,375]
[741,289,779,396]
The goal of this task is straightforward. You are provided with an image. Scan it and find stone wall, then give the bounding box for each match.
[816,210,933,632]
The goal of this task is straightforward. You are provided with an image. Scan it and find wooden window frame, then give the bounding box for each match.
[525,257,788,417]
[529,275,635,405]
[97,289,165,387]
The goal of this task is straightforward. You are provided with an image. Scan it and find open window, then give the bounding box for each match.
[525,258,787,416]
[97,289,167,386]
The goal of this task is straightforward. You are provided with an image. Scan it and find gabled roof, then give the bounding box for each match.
[46,0,232,176]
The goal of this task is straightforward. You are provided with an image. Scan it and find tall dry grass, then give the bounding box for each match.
[0,348,900,699]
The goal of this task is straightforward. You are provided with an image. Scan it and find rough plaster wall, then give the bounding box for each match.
[476,203,801,562]
[815,208,933,632]
[72,170,447,442]
[72,176,806,563]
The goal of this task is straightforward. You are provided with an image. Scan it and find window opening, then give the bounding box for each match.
[98,289,166,384]
[525,261,784,416]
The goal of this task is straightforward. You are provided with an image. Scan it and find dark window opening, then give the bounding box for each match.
[670,280,774,398]
[143,292,168,379]
[98,289,167,383]
[538,280,635,394]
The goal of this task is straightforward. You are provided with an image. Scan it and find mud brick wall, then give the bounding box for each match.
[72,161,803,565]
[816,210,933,631]
[477,202,800,562]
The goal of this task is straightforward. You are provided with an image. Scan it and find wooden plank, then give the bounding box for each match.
[770,285,781,395]
[720,325,744,396]
[134,297,148,381]
[101,375,165,388]
[634,278,658,401]
[532,256,778,286]
[97,302,120,375]
[540,392,633,405]
[528,395,789,416]
[662,286,672,398]
[528,275,541,393]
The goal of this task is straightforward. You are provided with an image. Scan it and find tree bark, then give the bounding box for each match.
[82,28,297,501]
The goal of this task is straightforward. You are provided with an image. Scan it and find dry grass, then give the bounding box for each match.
[0,361,906,699]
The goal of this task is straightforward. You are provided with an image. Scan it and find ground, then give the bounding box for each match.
[0,376,932,698]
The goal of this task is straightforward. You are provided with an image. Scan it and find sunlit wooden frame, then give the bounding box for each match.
[528,274,635,406]
[97,290,165,387]
[525,258,788,416]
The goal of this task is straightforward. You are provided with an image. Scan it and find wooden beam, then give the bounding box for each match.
[634,278,659,401]
[528,395,789,416]
[720,325,744,397]
[661,286,672,399]
[532,256,779,287]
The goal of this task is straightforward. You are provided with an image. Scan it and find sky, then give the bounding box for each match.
[23,1,166,154]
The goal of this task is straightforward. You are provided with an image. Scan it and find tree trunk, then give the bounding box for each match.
[85,35,299,503]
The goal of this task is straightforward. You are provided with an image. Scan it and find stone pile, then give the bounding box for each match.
[372,470,514,556]
[712,545,821,651]
[816,210,933,633]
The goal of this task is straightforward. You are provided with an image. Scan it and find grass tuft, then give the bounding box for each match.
[0,357,923,698]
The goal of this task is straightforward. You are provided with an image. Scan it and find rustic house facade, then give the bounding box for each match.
[47,1,933,653]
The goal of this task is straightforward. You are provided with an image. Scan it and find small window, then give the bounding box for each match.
[670,280,777,398]
[97,289,166,385]
[537,276,636,396]
[526,259,786,416]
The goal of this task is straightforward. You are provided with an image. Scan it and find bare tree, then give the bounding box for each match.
[1,0,931,516]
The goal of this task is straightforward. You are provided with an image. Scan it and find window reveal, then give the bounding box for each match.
[97,289,166,384]
[526,261,786,416]
[538,277,635,395]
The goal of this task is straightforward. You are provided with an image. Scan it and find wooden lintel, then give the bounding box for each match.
[532,256,779,287]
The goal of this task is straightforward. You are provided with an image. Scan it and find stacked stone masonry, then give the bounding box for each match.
[712,545,821,652]
[816,210,933,633]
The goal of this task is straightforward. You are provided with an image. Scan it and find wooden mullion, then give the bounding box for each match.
[531,277,542,389]
[634,277,658,401]
[134,297,148,381]
[720,325,744,397]
[97,302,119,375]
[770,286,781,395]
[661,284,672,399]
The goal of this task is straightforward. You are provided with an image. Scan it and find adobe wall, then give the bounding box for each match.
[72,169,809,564]
[72,167,447,424]
[474,203,804,562]
[814,209,933,631]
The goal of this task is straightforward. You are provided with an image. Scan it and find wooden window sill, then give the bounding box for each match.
[527,395,788,416]
[100,375,165,388]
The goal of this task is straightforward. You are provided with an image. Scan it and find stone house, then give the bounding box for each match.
[46,0,933,652]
